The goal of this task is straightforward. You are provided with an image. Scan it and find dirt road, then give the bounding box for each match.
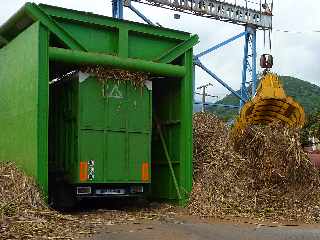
[85,217,320,240]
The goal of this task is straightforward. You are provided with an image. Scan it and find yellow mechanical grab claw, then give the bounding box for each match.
[234,73,305,132]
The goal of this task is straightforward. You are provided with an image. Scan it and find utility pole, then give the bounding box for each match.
[196,83,216,112]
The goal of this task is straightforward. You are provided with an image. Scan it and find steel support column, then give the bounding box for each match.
[251,28,257,97]
[240,31,249,107]
[240,25,257,107]
[112,0,123,19]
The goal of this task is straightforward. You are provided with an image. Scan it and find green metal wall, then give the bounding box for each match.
[0,22,49,194]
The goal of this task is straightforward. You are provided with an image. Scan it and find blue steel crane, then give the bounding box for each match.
[112,0,273,108]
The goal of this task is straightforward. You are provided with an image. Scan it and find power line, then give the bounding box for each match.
[273,29,320,34]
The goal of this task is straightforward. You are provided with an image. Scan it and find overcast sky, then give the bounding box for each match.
[1,0,320,101]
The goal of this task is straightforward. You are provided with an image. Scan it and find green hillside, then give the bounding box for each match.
[208,76,320,121]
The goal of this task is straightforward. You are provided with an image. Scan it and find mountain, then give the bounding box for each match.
[206,76,320,121]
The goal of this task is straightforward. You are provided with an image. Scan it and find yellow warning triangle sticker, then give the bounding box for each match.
[109,85,123,99]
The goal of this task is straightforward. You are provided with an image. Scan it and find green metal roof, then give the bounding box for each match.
[0,2,192,49]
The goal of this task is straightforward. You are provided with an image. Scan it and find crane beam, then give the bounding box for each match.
[124,0,272,30]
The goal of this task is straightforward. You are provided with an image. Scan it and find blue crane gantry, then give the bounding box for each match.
[111,0,273,109]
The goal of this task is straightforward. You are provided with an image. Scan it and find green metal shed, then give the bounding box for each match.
[0,3,197,205]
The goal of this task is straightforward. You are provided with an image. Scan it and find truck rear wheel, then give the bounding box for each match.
[51,182,76,210]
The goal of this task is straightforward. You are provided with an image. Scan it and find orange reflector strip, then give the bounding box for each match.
[141,162,149,181]
[79,161,88,182]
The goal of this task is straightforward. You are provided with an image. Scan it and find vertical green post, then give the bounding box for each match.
[180,49,193,205]
[118,27,128,58]
[37,24,49,196]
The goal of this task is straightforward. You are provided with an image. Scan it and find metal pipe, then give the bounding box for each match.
[155,117,182,200]
[49,47,186,78]
[195,31,247,59]
[195,59,246,102]
[128,4,155,26]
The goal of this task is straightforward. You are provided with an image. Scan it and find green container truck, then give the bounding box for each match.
[49,72,152,205]
[0,3,197,207]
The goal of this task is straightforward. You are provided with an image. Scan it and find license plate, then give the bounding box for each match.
[96,188,125,195]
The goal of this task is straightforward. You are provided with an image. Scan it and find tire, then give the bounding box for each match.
[51,182,76,211]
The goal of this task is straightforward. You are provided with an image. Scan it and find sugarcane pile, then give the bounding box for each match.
[0,163,98,239]
[189,112,320,223]
[82,65,150,89]
[0,163,181,239]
